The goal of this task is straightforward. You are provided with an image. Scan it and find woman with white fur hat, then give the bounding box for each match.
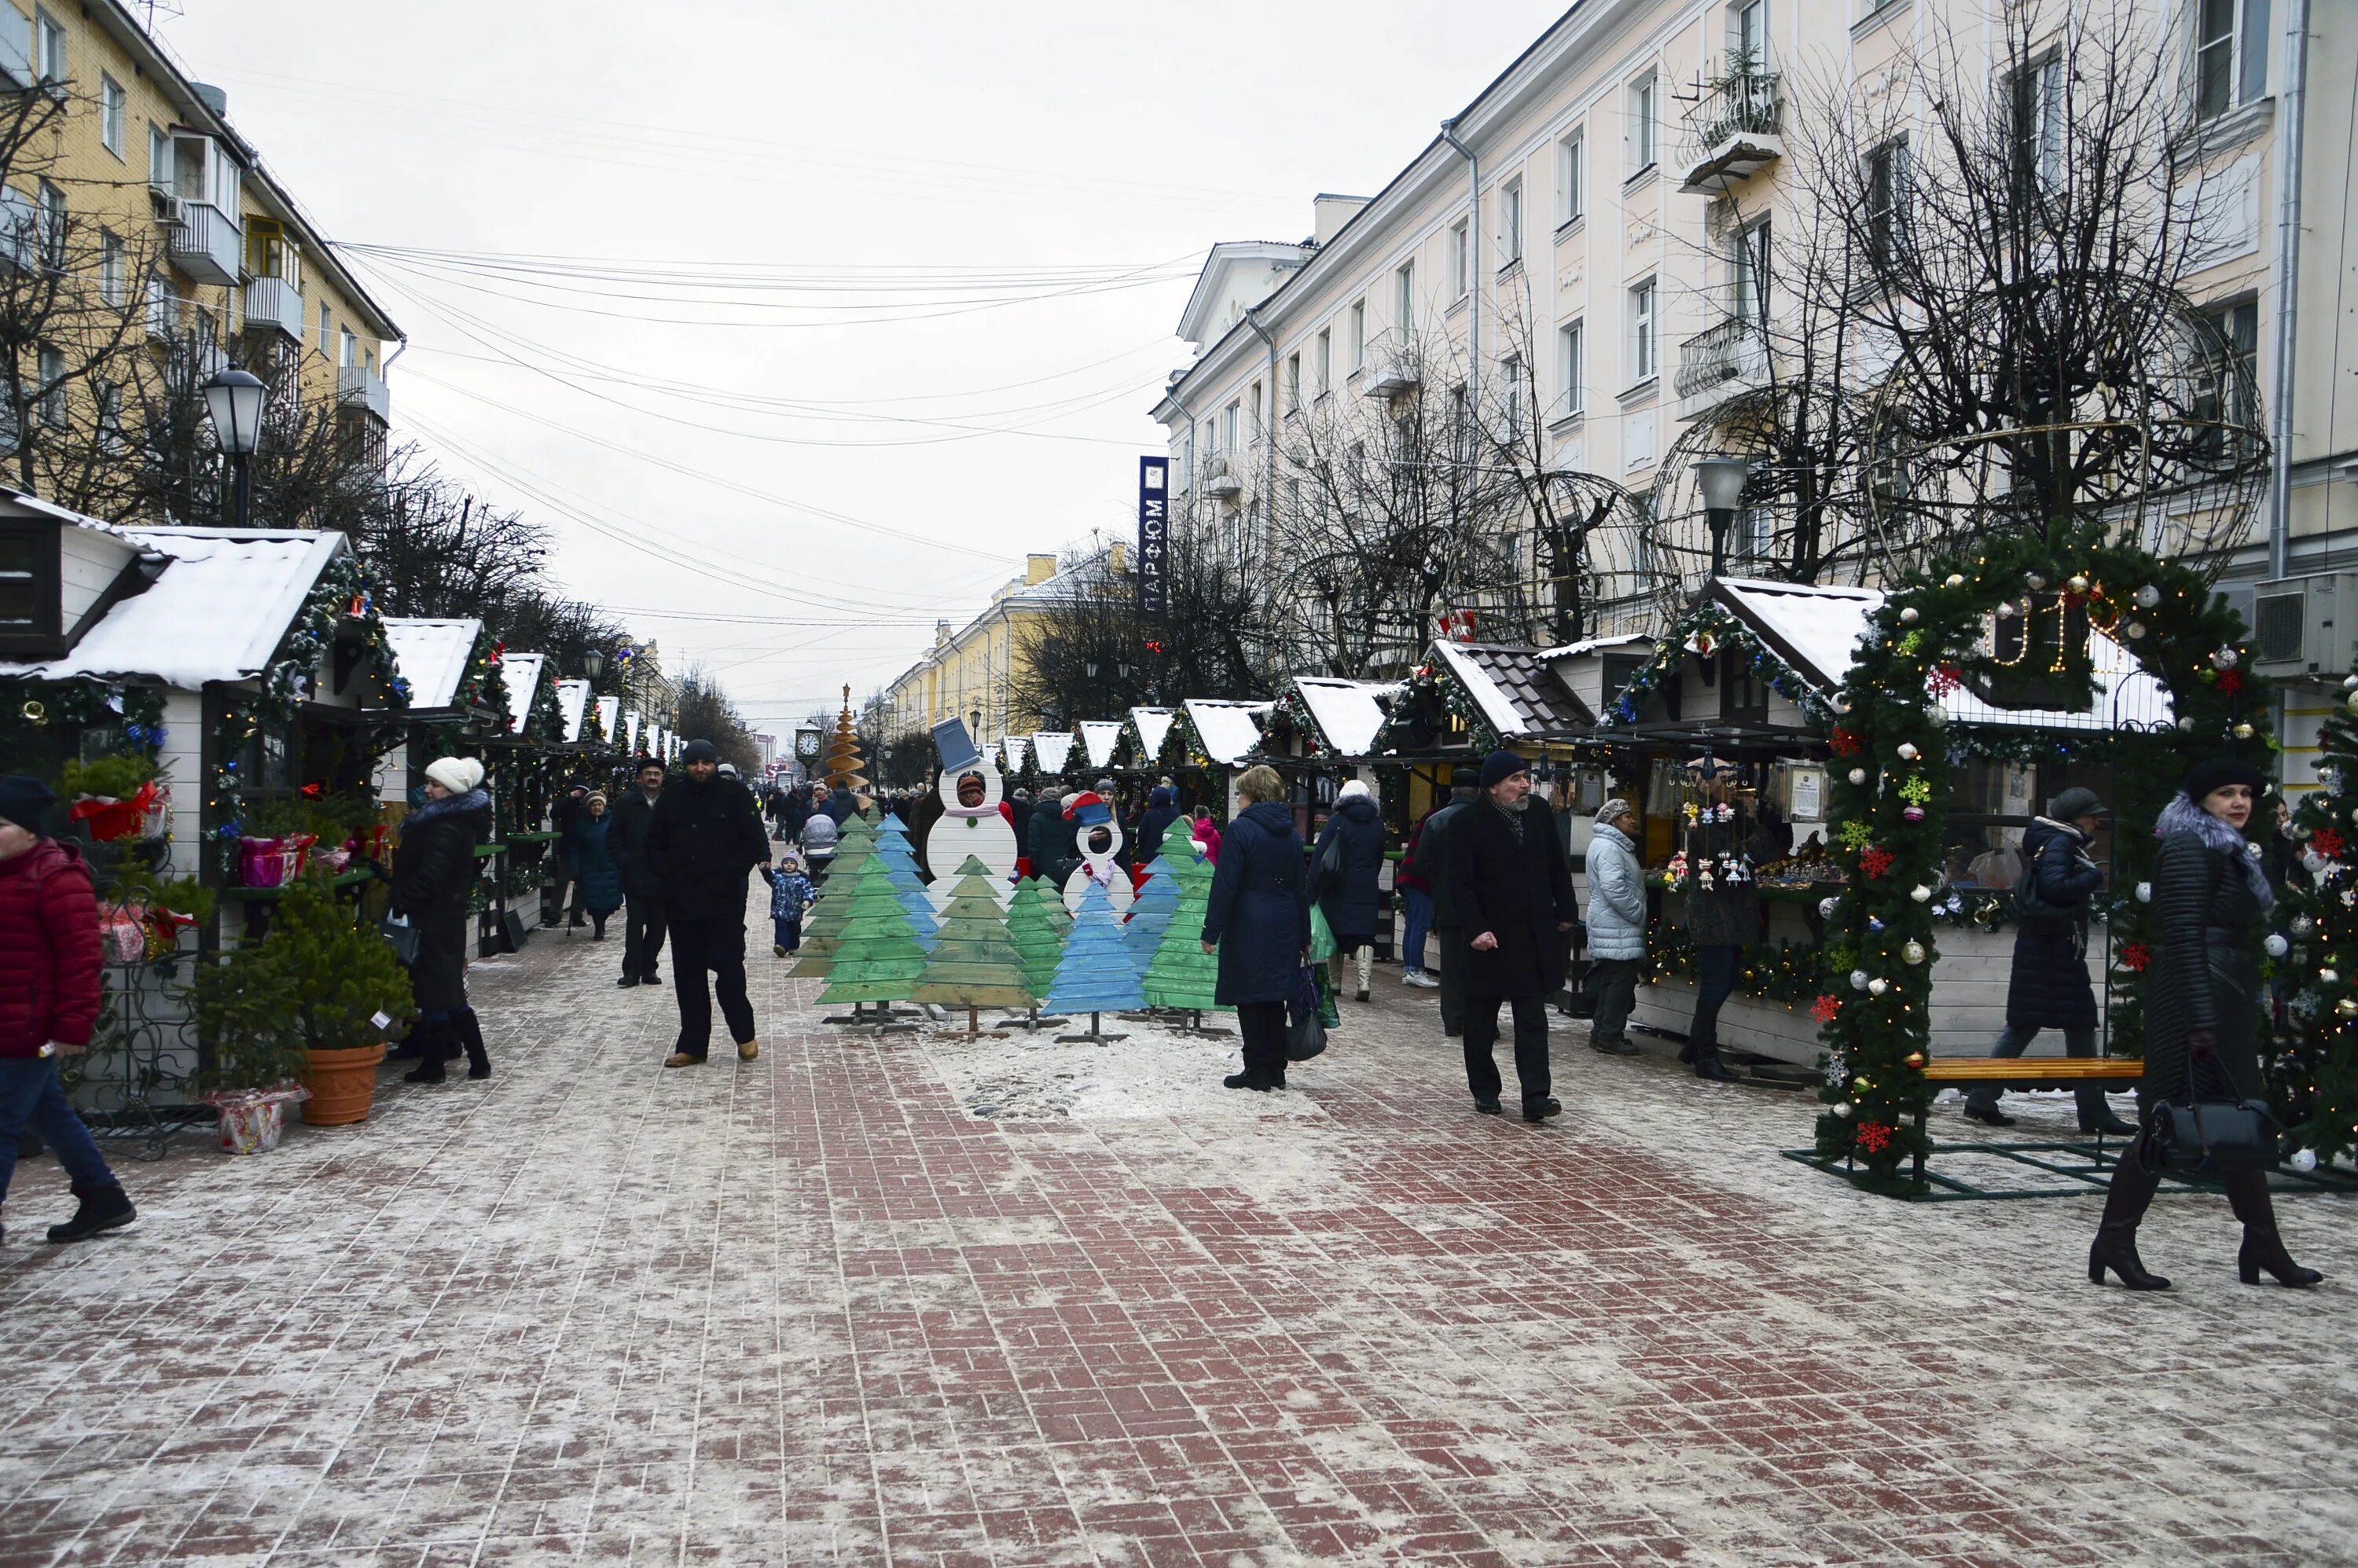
[391,756,494,1084]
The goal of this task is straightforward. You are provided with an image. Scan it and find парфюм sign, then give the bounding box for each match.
[1137,456,1169,618]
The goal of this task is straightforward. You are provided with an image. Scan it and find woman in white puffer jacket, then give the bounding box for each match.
[1582,799,1647,1055]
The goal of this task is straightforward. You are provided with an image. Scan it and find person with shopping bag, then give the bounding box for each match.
[1200,766,1311,1092]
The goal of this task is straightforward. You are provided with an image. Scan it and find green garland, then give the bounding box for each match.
[1266,688,1339,757]
[2266,671,2358,1166]
[1375,659,1500,755]
[1811,529,2272,1187]
[1603,600,1833,729]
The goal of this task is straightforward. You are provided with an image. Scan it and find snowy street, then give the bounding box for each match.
[4,887,2353,1567]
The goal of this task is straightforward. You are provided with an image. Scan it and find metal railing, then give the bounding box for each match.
[1674,318,1770,403]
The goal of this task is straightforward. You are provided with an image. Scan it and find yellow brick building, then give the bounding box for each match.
[884,544,1129,745]
[0,0,397,505]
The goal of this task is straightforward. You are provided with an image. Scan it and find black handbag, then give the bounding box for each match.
[1286,966,1328,1062]
[2148,1041,2280,1177]
[380,916,421,968]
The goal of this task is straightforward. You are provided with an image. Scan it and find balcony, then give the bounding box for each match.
[243,275,304,340]
[1201,455,1243,507]
[1674,318,1772,420]
[167,199,241,287]
[1678,68,1784,195]
[338,363,389,423]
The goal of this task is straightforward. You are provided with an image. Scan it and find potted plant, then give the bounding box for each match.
[190,942,309,1154]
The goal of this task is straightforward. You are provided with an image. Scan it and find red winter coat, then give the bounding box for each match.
[0,838,101,1058]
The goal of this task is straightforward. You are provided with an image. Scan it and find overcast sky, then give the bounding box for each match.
[159,0,1566,733]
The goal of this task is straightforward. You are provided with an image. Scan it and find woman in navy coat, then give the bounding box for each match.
[1201,766,1311,1090]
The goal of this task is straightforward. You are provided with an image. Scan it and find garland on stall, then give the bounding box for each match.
[578,691,608,748]
[1603,599,1834,729]
[1811,529,2272,1188]
[2266,671,2358,1170]
[2,679,167,757]
[205,558,408,872]
[1265,687,1336,757]
[457,627,511,722]
[1382,659,1500,755]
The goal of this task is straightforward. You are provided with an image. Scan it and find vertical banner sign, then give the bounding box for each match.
[1137,456,1170,619]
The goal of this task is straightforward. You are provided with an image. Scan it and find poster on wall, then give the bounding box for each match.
[1137,456,1169,618]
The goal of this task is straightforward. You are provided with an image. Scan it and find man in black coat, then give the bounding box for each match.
[650,740,772,1066]
[542,783,589,929]
[1406,768,1478,1035]
[608,758,668,987]
[1029,788,1081,889]
[1448,751,1579,1122]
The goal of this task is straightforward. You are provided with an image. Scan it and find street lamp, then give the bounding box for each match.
[582,648,607,684]
[1693,455,1750,577]
[200,369,266,528]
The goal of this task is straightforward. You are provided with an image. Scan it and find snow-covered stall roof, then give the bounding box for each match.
[1182,699,1270,766]
[597,695,620,743]
[1714,578,2173,730]
[1128,707,1176,762]
[1031,732,1075,774]
[553,678,590,743]
[501,652,547,735]
[380,618,482,711]
[1433,641,1594,736]
[998,734,1029,773]
[0,526,343,688]
[625,711,642,750]
[1076,721,1122,770]
[1292,677,1398,758]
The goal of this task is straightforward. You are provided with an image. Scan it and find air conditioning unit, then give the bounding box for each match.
[2250,572,2358,680]
[147,188,182,226]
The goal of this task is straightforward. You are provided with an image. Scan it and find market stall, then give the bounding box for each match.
[1170,698,1269,817]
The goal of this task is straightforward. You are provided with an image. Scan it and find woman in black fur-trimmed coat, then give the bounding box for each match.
[391,756,494,1083]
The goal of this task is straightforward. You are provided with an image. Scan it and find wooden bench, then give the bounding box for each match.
[1912,1058,2145,1184]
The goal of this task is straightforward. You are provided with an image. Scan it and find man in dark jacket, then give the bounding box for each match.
[1964,788,2133,1133]
[1448,751,1578,1122]
[650,740,772,1067]
[1029,788,1082,889]
[0,776,135,1244]
[542,784,589,929]
[1406,768,1477,1034]
[1137,784,1181,866]
[608,758,668,987]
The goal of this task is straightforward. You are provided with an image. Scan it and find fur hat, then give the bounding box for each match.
[424,756,484,795]
[1478,750,1529,791]
[1336,779,1371,802]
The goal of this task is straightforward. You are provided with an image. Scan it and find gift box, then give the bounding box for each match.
[201,1086,308,1155]
[237,833,318,887]
[68,780,160,844]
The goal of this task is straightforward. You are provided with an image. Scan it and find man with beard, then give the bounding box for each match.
[1448,751,1579,1122]
[648,740,772,1067]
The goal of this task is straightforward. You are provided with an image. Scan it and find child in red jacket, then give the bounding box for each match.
[0,776,135,1246]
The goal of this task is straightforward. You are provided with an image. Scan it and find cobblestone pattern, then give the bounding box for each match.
[3,888,2354,1566]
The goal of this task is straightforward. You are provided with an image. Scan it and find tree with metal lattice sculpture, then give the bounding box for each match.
[817,872,930,1007]
[912,870,1035,1030]
[1046,879,1138,1041]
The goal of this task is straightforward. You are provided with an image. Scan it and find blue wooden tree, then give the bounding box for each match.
[1124,855,1184,973]
[1048,879,1140,1040]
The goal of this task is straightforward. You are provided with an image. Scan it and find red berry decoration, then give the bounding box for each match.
[2313,828,2345,860]
[1828,729,1862,755]
[1927,663,1963,697]
[2218,669,2244,696]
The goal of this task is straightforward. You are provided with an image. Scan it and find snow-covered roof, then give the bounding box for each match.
[0,526,344,689]
[625,711,642,749]
[1129,707,1176,761]
[1292,677,1398,757]
[501,652,546,735]
[1715,578,2173,731]
[1076,720,1122,769]
[1182,699,1270,766]
[597,695,620,742]
[999,734,1029,773]
[1434,641,1592,736]
[1031,732,1074,774]
[381,618,482,711]
[554,678,590,743]
[1537,633,1652,661]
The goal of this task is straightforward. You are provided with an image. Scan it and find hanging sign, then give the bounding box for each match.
[1137,455,1170,619]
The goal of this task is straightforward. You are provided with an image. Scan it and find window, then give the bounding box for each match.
[1450,220,1470,298]
[1556,320,1585,417]
[100,75,125,158]
[2196,0,2272,121]
[97,229,121,306]
[1630,279,1658,383]
[1502,354,1523,432]
[1629,73,1658,174]
[95,379,121,454]
[318,302,332,358]
[146,274,174,339]
[148,123,169,189]
[33,7,61,92]
[1732,218,1768,325]
[1350,299,1366,369]
[1864,139,1907,268]
[0,6,27,90]
[1315,328,1331,395]
[35,343,61,430]
[1733,0,1767,67]
[2013,54,2063,195]
[1202,415,1217,459]
[1223,398,1239,452]
[1558,129,1585,223]
[2195,297,2260,459]
[340,326,355,370]
[36,178,59,267]
[1248,380,1262,439]
[1501,178,1524,266]
[1395,260,1415,335]
[1284,351,1300,414]
[0,523,59,646]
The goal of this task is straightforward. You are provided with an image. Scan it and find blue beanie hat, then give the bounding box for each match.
[1478,750,1528,791]
[0,774,56,832]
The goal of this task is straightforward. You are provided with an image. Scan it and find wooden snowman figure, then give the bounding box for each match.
[1061,791,1135,916]
[922,720,1021,911]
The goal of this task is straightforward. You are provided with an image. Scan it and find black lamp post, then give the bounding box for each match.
[200,368,266,528]
[1694,455,1750,578]
[582,648,607,686]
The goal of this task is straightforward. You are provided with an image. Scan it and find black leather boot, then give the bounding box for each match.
[1691,1038,1739,1081]
[2224,1170,2322,1287]
[2088,1137,2169,1289]
[455,1008,491,1081]
[403,1018,450,1084]
[46,1184,137,1243]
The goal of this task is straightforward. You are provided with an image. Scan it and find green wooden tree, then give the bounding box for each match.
[913,871,1036,1023]
[1006,877,1067,997]
[789,857,886,976]
[1141,857,1225,1012]
[817,872,929,1005]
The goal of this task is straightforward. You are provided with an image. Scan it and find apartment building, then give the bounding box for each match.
[1155,0,2355,688]
[0,0,399,497]
[885,546,1131,744]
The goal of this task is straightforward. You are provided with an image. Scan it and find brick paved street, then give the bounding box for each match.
[5,894,2356,1567]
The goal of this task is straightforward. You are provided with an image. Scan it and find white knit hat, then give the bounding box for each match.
[425,756,485,795]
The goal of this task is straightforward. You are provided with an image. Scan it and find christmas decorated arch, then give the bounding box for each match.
[1809,531,2272,1188]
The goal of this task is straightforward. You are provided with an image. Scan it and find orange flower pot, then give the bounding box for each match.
[301,1042,386,1126]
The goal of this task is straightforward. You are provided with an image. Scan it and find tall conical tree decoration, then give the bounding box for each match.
[817,872,930,1005]
[823,683,869,801]
[2271,672,2358,1168]
[912,870,1036,1027]
[1123,854,1185,973]
[790,857,887,976]
[1141,855,1226,1014]
[1047,880,1141,1033]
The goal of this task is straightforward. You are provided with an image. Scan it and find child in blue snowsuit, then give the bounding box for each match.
[766,851,817,957]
